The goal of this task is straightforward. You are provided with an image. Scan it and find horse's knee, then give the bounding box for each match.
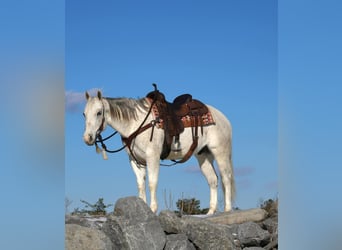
[208,176,218,188]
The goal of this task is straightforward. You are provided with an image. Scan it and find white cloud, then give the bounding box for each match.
[234,166,255,177]
[184,165,201,174]
[65,88,100,113]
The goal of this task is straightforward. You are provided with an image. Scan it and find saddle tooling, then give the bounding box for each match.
[146,85,215,162]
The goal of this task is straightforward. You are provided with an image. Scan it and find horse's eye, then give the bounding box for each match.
[82,112,85,117]
[97,111,102,116]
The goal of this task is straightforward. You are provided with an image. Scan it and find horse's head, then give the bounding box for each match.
[83,90,107,145]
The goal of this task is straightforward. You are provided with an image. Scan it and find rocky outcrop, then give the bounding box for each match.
[65,196,278,250]
[158,210,235,249]
[102,197,166,250]
[164,234,195,250]
[65,224,112,250]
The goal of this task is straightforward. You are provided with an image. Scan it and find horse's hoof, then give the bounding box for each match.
[206,209,215,215]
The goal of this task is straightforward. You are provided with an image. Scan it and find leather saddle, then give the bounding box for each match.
[146,88,208,159]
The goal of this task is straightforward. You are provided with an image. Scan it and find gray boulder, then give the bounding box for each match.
[182,216,236,250]
[159,210,184,234]
[159,211,237,249]
[237,221,271,247]
[243,247,265,250]
[164,234,196,250]
[65,224,112,250]
[102,196,166,250]
[262,217,278,235]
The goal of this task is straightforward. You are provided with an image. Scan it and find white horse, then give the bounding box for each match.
[83,90,235,214]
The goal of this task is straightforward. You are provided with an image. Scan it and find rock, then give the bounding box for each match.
[102,196,166,250]
[262,217,278,235]
[264,237,278,250]
[182,216,236,250]
[65,214,107,230]
[206,208,268,225]
[159,210,184,234]
[164,234,196,250]
[261,216,278,250]
[237,221,271,247]
[159,211,238,249]
[243,247,265,250]
[113,196,156,223]
[65,224,112,250]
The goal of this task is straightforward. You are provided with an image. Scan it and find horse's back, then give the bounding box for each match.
[203,105,232,150]
[207,105,232,132]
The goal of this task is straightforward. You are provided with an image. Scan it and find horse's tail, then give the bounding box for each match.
[221,137,236,203]
[229,149,236,201]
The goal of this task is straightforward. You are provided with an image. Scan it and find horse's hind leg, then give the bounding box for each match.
[196,150,218,215]
[130,158,147,203]
[210,147,235,213]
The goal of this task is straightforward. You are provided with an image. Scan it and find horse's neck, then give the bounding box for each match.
[103,98,150,138]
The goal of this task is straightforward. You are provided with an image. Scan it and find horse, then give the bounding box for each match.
[83,89,235,214]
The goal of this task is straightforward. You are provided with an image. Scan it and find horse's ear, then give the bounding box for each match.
[85,91,90,100]
[97,90,102,100]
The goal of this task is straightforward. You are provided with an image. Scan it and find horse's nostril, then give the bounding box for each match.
[89,134,93,141]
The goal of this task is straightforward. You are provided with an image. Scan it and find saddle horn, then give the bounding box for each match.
[152,83,158,91]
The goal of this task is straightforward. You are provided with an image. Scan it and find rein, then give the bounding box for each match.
[95,131,126,153]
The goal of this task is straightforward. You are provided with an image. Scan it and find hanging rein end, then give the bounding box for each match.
[95,138,108,160]
[95,143,108,160]
[95,143,102,154]
[102,150,108,160]
[99,142,109,160]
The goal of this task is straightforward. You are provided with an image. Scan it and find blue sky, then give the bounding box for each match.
[66,0,278,212]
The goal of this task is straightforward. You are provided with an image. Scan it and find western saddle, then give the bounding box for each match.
[146,84,214,162]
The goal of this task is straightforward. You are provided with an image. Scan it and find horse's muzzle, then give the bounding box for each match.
[83,133,95,145]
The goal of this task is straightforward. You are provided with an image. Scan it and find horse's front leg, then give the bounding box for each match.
[130,157,147,203]
[146,155,160,213]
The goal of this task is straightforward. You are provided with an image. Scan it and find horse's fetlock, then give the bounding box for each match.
[207,208,216,215]
[150,203,158,213]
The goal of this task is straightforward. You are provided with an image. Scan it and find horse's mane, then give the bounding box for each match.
[105,97,150,121]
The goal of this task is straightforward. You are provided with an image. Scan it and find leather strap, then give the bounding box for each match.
[172,118,199,164]
[121,122,154,166]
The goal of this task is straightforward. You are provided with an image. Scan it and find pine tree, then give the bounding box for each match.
[176,198,208,215]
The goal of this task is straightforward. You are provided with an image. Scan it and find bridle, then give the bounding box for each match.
[94,100,126,154]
